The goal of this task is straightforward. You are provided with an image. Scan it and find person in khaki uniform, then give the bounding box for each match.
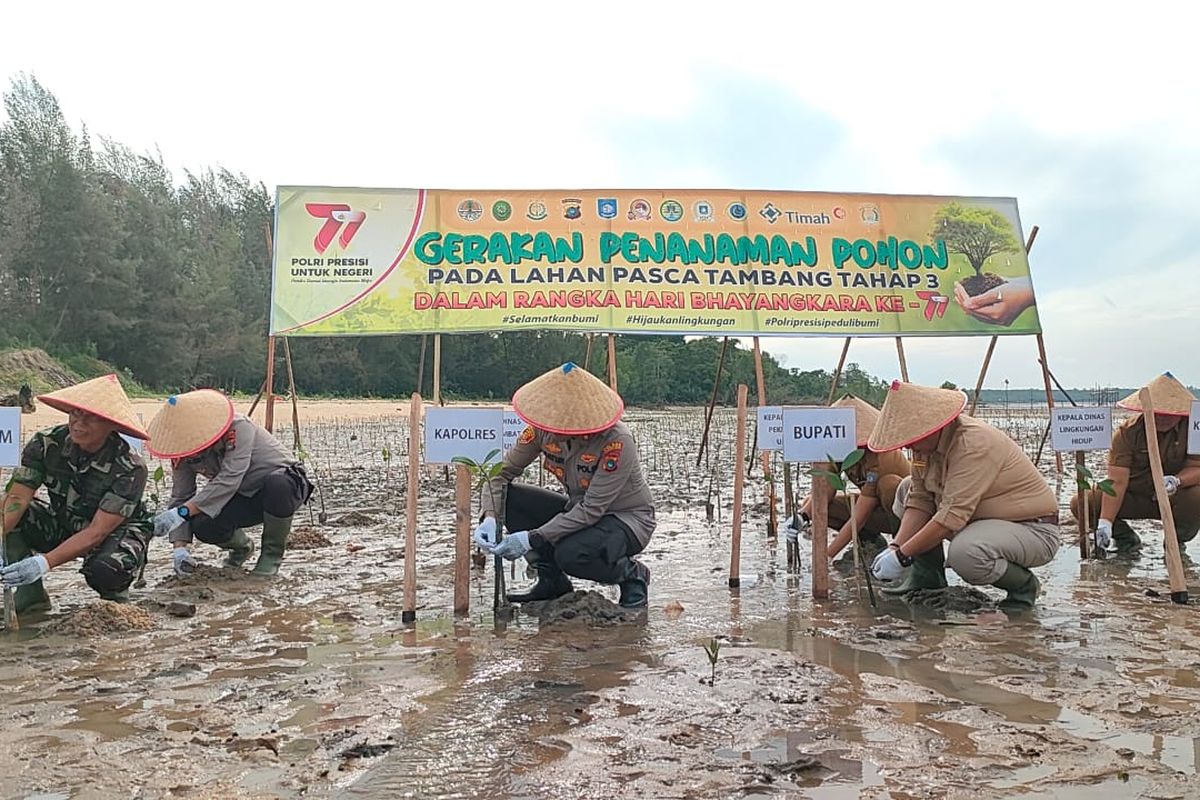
[1071,373,1200,552]
[868,382,1059,609]
[472,362,656,609]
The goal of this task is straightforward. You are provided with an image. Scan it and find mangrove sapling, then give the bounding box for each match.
[452,449,510,612]
[810,449,877,608]
[1076,462,1116,556]
[703,637,721,685]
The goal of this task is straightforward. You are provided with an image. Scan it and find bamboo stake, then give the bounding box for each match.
[1139,388,1189,604]
[847,491,877,608]
[264,337,277,433]
[607,334,618,391]
[454,464,471,616]
[1076,452,1090,560]
[403,393,422,624]
[827,338,851,405]
[696,337,730,468]
[895,337,909,383]
[1036,334,1064,474]
[0,468,17,632]
[729,384,748,588]
[752,337,778,539]
[811,471,830,599]
[246,377,267,419]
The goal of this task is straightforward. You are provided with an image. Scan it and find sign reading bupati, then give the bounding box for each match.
[781,408,857,463]
[423,407,505,465]
[1190,401,1200,455]
[1051,407,1113,452]
[271,188,1041,337]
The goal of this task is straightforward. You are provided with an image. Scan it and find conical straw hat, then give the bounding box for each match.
[512,362,624,435]
[1117,372,1195,416]
[868,381,968,453]
[38,374,148,440]
[146,389,236,458]
[832,394,881,446]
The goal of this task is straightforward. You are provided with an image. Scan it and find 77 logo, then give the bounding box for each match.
[305,203,366,254]
[915,291,949,321]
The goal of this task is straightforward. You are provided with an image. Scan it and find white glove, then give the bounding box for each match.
[1095,519,1113,550]
[1164,475,1181,497]
[871,548,907,582]
[154,508,187,538]
[1,555,49,588]
[784,514,811,544]
[172,547,198,578]
[472,517,499,550]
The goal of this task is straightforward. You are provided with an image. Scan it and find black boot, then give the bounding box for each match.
[617,559,651,609]
[507,552,573,603]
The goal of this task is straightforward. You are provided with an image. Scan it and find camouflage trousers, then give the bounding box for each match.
[4,498,152,598]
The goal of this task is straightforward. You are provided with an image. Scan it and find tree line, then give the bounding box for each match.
[0,75,889,406]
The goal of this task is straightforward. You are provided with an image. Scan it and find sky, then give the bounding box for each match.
[2,0,1195,390]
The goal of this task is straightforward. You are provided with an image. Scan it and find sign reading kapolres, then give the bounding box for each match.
[270,188,1042,337]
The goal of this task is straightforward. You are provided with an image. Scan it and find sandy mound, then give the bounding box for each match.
[903,586,997,613]
[0,348,80,395]
[534,590,638,627]
[289,527,334,550]
[160,563,249,587]
[46,601,156,636]
[330,510,381,527]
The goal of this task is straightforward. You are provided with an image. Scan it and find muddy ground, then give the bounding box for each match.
[2,404,1199,799]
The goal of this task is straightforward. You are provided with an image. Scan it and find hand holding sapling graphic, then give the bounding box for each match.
[954,277,1035,326]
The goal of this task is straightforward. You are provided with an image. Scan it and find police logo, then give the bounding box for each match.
[527,201,548,221]
[562,198,583,220]
[727,202,747,221]
[492,200,512,221]
[660,199,684,222]
[457,200,483,222]
[597,198,618,219]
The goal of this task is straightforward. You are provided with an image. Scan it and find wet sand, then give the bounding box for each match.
[2,405,1199,798]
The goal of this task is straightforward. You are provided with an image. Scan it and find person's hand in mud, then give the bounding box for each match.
[953,276,1035,327]
[172,546,198,578]
[871,546,908,582]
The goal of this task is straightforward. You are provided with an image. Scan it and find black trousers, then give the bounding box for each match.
[192,465,311,546]
[505,483,643,585]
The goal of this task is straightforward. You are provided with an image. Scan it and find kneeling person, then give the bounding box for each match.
[868,382,1059,609]
[147,390,313,576]
[1,376,153,609]
[473,363,656,609]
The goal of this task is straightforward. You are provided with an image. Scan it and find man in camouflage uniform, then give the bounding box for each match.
[1,375,152,611]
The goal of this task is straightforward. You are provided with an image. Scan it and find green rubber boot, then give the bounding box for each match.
[881,545,948,595]
[223,529,256,568]
[250,514,291,576]
[97,590,129,604]
[1113,519,1142,553]
[993,562,1040,609]
[5,529,51,614]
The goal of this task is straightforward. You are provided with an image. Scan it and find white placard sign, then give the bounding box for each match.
[782,407,857,462]
[1050,406,1112,452]
[756,406,783,452]
[0,407,19,467]
[424,407,505,465]
[1190,401,1200,455]
[503,410,526,451]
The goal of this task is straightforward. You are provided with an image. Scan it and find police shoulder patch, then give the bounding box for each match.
[518,426,536,445]
[603,454,621,473]
[224,428,237,450]
[602,440,624,455]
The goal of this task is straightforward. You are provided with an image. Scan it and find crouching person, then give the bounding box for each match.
[1,376,153,609]
[868,382,1060,609]
[473,363,656,609]
[146,390,313,577]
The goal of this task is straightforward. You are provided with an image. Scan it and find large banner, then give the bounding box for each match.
[270,188,1041,337]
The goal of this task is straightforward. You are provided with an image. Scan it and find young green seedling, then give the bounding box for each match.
[452,449,510,611]
[809,448,877,607]
[1076,462,1116,557]
[703,636,721,685]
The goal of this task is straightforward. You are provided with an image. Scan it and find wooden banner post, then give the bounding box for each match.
[827,338,851,405]
[263,336,277,433]
[607,334,618,391]
[729,384,748,588]
[1139,388,1189,604]
[696,337,729,468]
[432,334,442,406]
[811,474,830,599]
[403,393,422,624]
[895,338,910,383]
[454,464,471,616]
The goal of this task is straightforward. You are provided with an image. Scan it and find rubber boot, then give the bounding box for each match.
[97,590,129,604]
[507,551,573,603]
[5,529,51,614]
[881,545,948,595]
[251,514,290,576]
[617,558,651,609]
[993,562,1040,609]
[223,529,256,568]
[1113,519,1142,553]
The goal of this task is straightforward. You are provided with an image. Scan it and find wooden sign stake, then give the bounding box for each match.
[403,393,422,623]
[1076,452,1091,560]
[729,384,748,588]
[811,471,830,599]
[1139,388,1188,604]
[454,464,471,616]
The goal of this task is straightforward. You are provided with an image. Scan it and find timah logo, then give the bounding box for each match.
[305,203,366,254]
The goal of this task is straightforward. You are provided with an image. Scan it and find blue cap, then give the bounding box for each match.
[167,395,177,405]
[562,362,577,374]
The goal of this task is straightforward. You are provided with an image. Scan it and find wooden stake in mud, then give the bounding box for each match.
[827,338,851,405]
[752,338,778,539]
[263,337,277,433]
[0,468,18,632]
[696,337,730,468]
[1075,452,1091,560]
[1139,388,1189,604]
[282,337,302,454]
[607,334,618,391]
[454,464,471,616]
[403,393,422,624]
[895,337,910,383]
[416,335,428,396]
[811,471,830,600]
[729,384,748,588]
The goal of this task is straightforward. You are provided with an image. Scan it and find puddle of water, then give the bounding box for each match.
[988,763,1058,789]
[1020,777,1148,798]
[1057,707,1200,775]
